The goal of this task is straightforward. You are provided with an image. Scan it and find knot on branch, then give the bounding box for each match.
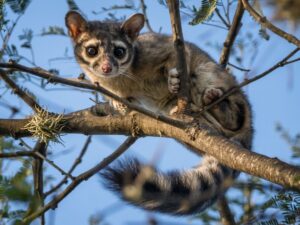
[259,16,267,23]
[22,107,66,143]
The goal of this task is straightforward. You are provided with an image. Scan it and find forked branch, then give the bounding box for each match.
[241,0,300,48]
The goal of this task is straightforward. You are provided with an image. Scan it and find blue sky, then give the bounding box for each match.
[1,0,300,224]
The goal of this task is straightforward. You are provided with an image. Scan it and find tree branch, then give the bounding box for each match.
[167,0,190,114]
[2,112,300,193]
[217,196,236,225]
[0,15,22,58]
[0,150,35,158]
[23,136,137,223]
[34,151,75,180]
[32,141,47,225]
[201,47,300,113]
[140,0,153,32]
[0,69,43,112]
[44,136,92,197]
[0,62,187,128]
[215,8,230,29]
[241,0,300,48]
[219,0,244,67]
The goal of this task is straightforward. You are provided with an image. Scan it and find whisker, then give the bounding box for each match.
[121,71,141,83]
[123,74,138,83]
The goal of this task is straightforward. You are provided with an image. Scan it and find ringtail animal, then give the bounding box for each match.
[65,11,253,215]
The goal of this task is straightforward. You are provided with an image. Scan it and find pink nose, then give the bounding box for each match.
[101,63,112,73]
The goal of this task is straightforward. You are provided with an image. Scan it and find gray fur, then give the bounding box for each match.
[66,11,253,215]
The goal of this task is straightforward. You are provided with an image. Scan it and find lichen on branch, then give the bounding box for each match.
[22,107,66,143]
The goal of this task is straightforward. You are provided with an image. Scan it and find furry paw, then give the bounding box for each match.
[111,100,129,115]
[168,68,180,94]
[202,88,223,105]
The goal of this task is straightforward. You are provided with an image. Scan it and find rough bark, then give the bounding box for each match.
[1,111,300,192]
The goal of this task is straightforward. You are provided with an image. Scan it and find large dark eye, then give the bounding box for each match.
[114,46,126,59]
[86,46,98,57]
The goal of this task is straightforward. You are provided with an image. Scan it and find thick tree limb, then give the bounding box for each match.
[1,112,300,192]
[167,0,190,114]
[241,0,300,48]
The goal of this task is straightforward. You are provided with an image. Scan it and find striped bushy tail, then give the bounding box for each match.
[101,156,237,215]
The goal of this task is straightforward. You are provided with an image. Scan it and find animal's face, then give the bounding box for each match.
[65,11,144,78]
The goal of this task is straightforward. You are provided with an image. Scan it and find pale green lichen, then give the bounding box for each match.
[22,108,66,143]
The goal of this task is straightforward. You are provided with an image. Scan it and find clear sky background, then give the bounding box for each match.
[1,0,300,225]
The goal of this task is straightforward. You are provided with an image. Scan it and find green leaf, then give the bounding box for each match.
[18,29,33,41]
[66,0,80,11]
[259,27,270,41]
[0,0,4,30]
[189,0,218,25]
[41,26,66,36]
[157,0,167,6]
[6,0,32,14]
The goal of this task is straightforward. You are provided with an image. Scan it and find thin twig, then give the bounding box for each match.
[215,8,230,28]
[0,101,20,118]
[285,57,300,64]
[0,151,35,158]
[167,0,190,114]
[0,62,187,128]
[23,136,137,223]
[140,0,153,32]
[234,181,283,192]
[202,22,228,30]
[44,136,92,197]
[34,151,75,180]
[217,196,237,225]
[228,62,250,72]
[241,184,253,224]
[201,47,300,113]
[241,0,300,48]
[219,0,244,67]
[0,15,22,58]
[0,69,43,113]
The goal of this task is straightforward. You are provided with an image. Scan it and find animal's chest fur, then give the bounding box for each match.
[138,75,175,112]
[94,70,175,113]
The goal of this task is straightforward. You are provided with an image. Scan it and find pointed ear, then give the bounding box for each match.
[65,11,87,40]
[121,13,145,40]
